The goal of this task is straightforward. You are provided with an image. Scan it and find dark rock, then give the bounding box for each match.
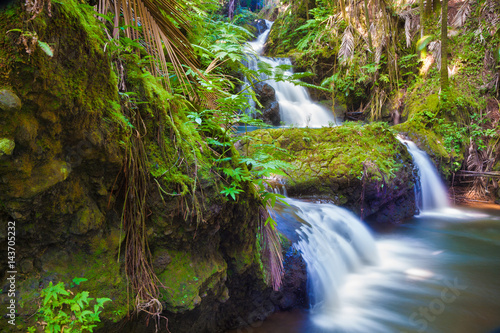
[253,82,281,126]
[272,248,308,310]
[254,82,276,105]
[261,101,281,126]
[254,19,268,35]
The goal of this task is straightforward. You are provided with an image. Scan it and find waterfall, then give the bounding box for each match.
[279,199,379,328]
[244,21,337,127]
[397,137,451,212]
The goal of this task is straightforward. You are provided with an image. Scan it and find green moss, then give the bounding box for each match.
[157,250,227,312]
[245,122,408,198]
[0,137,15,155]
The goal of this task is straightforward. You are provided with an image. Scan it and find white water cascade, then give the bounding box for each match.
[286,199,379,328]
[244,21,337,127]
[397,137,451,212]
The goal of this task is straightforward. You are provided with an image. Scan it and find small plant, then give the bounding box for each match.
[28,278,111,333]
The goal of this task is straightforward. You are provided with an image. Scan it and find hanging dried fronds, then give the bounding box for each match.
[429,40,441,70]
[339,25,355,65]
[259,208,283,291]
[451,0,473,28]
[120,107,167,327]
[375,35,387,64]
[477,0,500,37]
[399,7,419,47]
[98,0,200,96]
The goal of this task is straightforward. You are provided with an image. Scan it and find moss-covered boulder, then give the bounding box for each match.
[243,122,417,224]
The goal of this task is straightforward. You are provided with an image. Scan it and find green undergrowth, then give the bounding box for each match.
[16,230,129,330]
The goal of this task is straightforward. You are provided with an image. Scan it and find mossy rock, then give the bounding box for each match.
[157,250,227,312]
[243,122,416,223]
[0,88,21,112]
[0,137,14,155]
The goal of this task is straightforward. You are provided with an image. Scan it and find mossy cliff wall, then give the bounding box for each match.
[0,1,271,332]
[244,122,417,224]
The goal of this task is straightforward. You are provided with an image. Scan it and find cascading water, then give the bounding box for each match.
[276,198,380,329]
[268,198,500,333]
[397,137,451,212]
[244,21,337,127]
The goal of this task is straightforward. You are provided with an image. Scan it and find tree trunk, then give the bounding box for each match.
[364,0,373,52]
[339,0,347,22]
[441,0,449,92]
[433,0,441,14]
[420,0,425,37]
[425,0,432,17]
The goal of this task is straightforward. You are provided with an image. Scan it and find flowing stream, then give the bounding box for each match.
[234,21,500,333]
[397,137,451,212]
[230,138,500,333]
[254,199,500,333]
[243,21,337,127]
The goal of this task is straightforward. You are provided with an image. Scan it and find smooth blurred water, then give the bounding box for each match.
[243,22,337,127]
[397,137,451,212]
[250,200,500,333]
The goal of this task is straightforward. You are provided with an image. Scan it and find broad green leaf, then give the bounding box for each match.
[416,35,433,52]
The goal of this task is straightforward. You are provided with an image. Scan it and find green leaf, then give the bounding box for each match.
[37,40,53,57]
[221,185,243,200]
[72,277,87,286]
[416,35,433,52]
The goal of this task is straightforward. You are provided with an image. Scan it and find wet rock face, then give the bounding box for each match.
[272,249,308,310]
[254,19,268,35]
[254,82,281,126]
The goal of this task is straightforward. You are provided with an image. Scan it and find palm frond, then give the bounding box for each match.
[398,8,419,48]
[375,35,387,64]
[451,0,473,28]
[429,40,441,70]
[98,0,200,96]
[260,208,283,291]
[339,25,355,65]
[479,0,500,36]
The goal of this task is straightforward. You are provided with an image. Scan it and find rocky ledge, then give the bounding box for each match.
[242,122,417,224]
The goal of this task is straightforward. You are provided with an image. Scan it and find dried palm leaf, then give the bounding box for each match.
[375,35,387,64]
[479,0,500,35]
[98,0,200,96]
[339,25,355,65]
[399,7,419,48]
[429,40,441,70]
[451,0,473,28]
[260,208,283,291]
